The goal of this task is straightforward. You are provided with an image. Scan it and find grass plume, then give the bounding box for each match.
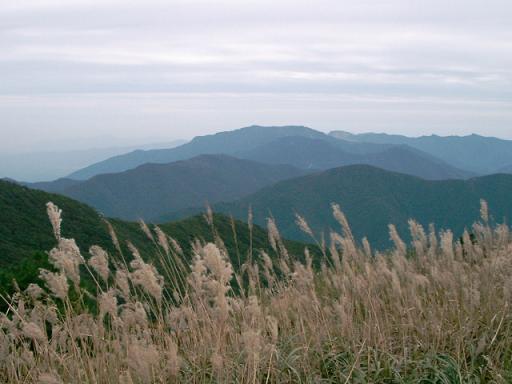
[1,201,512,383]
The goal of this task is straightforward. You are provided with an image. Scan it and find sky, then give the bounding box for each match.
[1,0,512,153]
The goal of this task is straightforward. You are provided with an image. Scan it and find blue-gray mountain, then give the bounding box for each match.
[239,136,470,179]
[329,130,512,175]
[69,126,323,179]
[160,165,512,249]
[68,125,470,180]
[27,155,308,220]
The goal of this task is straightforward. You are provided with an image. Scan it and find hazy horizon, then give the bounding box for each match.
[1,0,512,152]
[3,125,512,155]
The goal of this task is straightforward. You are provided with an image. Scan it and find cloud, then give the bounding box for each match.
[0,0,511,150]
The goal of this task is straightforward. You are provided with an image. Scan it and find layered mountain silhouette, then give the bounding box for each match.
[27,178,82,193]
[161,165,512,249]
[27,155,308,220]
[69,126,324,179]
[68,125,470,181]
[13,126,512,254]
[330,130,512,175]
[239,136,470,179]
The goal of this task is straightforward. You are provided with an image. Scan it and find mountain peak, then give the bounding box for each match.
[68,125,327,179]
[197,164,512,249]
[38,155,308,221]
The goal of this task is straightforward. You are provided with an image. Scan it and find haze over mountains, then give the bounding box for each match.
[68,126,323,180]
[5,142,512,252]
[7,125,512,252]
[68,125,471,181]
[239,136,470,179]
[0,139,187,182]
[330,130,512,175]
[28,155,307,220]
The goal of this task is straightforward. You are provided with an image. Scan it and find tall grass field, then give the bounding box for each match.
[1,201,511,383]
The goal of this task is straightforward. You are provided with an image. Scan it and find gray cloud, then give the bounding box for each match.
[1,0,511,152]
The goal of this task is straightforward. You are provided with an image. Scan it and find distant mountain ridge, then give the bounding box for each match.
[161,165,512,249]
[27,178,82,193]
[0,139,186,182]
[68,126,324,179]
[28,155,309,220]
[239,136,471,179]
[69,125,471,181]
[329,130,512,174]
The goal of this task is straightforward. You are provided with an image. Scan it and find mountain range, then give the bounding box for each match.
[8,125,512,254]
[239,135,470,179]
[68,126,323,179]
[14,125,512,245]
[161,165,512,249]
[329,130,512,175]
[68,125,470,181]
[26,155,307,220]
[26,145,470,222]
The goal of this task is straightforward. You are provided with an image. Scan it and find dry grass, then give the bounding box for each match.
[1,201,512,383]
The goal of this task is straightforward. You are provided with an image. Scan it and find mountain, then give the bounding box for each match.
[68,126,326,179]
[0,179,310,295]
[329,131,512,174]
[239,136,471,179]
[31,142,468,222]
[27,155,308,221]
[69,125,470,181]
[498,164,512,174]
[27,178,82,193]
[0,140,186,182]
[161,165,512,249]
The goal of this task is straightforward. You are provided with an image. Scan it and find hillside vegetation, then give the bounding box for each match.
[1,200,511,382]
[162,165,512,248]
[29,155,307,220]
[0,180,309,296]
[3,126,512,382]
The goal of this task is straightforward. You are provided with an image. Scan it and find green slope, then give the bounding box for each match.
[0,180,310,295]
[162,165,512,249]
[0,179,113,266]
[31,139,470,223]
[29,154,307,220]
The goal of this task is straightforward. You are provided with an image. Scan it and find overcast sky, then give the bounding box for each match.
[1,0,511,152]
